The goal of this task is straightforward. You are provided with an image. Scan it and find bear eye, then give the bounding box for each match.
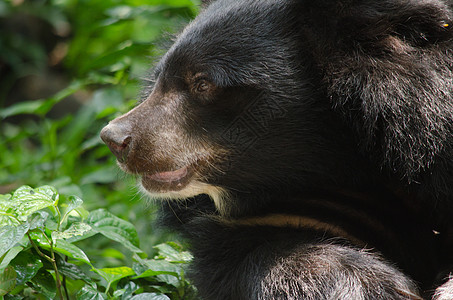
[194,79,211,93]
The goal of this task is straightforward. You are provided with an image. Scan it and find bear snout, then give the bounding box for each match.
[100,123,132,163]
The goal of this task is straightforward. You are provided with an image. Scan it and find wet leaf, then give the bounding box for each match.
[76,284,107,300]
[10,251,43,285]
[0,266,16,296]
[51,222,92,242]
[0,223,29,257]
[0,246,23,273]
[154,242,192,263]
[130,293,170,300]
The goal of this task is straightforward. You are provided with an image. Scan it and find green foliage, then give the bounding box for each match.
[0,185,197,299]
[1,0,201,298]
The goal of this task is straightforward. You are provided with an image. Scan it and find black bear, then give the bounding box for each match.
[100,0,453,299]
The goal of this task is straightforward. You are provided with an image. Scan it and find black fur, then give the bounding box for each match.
[100,0,453,299]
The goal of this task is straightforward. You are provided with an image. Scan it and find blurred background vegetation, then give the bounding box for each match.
[1,0,200,281]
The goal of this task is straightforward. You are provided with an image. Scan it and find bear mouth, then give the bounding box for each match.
[140,165,194,193]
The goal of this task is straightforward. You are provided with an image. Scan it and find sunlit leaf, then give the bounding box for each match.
[28,211,49,230]
[154,242,193,263]
[130,293,170,300]
[0,223,29,257]
[51,222,92,242]
[9,185,58,220]
[93,266,135,292]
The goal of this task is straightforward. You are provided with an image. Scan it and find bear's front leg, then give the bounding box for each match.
[185,217,421,300]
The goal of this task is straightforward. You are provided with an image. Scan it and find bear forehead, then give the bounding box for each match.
[155,0,299,84]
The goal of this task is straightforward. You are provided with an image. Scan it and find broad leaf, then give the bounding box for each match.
[28,211,49,230]
[0,246,23,273]
[52,222,92,242]
[56,256,88,281]
[39,239,90,265]
[0,194,19,226]
[133,259,182,287]
[154,242,193,263]
[93,267,135,292]
[130,294,170,300]
[86,209,142,253]
[77,284,107,300]
[10,251,43,285]
[0,266,16,296]
[9,185,58,220]
[31,270,56,299]
[61,195,84,222]
[0,223,29,257]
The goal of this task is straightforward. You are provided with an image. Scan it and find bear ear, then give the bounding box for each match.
[336,0,453,46]
[389,1,452,46]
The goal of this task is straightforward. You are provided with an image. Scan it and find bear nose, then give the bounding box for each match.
[100,123,132,163]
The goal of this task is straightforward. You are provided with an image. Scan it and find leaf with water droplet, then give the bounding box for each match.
[10,251,43,286]
[77,284,107,300]
[0,193,19,226]
[51,222,93,242]
[61,195,84,224]
[27,211,49,230]
[0,246,23,273]
[9,185,59,220]
[0,223,30,257]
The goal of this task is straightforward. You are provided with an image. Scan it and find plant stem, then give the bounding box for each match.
[27,233,65,300]
[63,256,69,299]
[27,233,52,262]
[50,242,65,300]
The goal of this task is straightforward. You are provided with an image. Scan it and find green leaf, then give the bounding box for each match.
[31,270,56,299]
[39,239,90,265]
[28,211,49,230]
[0,100,44,119]
[0,214,20,227]
[154,242,193,263]
[61,195,84,223]
[0,266,16,296]
[132,259,180,280]
[130,293,170,300]
[56,256,88,281]
[10,251,43,286]
[67,195,84,211]
[51,222,92,242]
[0,80,87,119]
[86,209,142,253]
[0,246,23,273]
[0,223,30,257]
[0,194,19,226]
[77,284,107,300]
[9,185,58,220]
[93,267,135,292]
[113,281,138,299]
